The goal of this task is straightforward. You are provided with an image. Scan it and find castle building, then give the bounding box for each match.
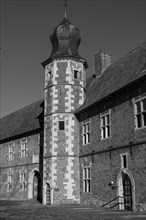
[0,15,146,211]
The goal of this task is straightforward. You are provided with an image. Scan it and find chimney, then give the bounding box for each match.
[94,51,111,77]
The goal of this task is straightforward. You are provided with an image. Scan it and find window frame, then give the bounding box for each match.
[100,110,111,140]
[7,170,13,192]
[20,139,28,158]
[83,166,91,193]
[72,67,81,80]
[134,97,146,129]
[8,142,15,160]
[19,170,27,191]
[120,153,128,169]
[82,119,90,145]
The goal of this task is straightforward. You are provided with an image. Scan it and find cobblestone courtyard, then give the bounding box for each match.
[0,201,146,220]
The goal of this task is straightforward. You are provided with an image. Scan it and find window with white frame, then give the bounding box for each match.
[19,170,27,191]
[121,153,128,169]
[101,110,111,139]
[20,139,28,157]
[134,97,146,129]
[83,166,91,192]
[7,171,13,192]
[8,142,14,160]
[82,120,90,145]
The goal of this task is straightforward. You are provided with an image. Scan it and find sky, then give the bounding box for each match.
[0,0,145,117]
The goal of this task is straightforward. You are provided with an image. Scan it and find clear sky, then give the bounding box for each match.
[0,0,145,117]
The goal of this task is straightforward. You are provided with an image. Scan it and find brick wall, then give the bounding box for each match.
[0,132,43,200]
[79,82,146,210]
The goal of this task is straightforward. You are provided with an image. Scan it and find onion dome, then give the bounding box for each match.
[42,17,88,68]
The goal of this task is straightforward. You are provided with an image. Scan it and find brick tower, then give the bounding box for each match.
[42,17,88,205]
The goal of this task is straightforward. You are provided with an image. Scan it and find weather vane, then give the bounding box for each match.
[64,0,67,18]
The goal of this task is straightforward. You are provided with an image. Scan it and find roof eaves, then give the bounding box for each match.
[75,74,146,115]
[0,128,42,144]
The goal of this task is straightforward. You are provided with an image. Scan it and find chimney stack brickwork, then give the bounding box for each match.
[95,52,111,77]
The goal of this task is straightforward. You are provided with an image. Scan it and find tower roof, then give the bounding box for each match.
[42,17,88,68]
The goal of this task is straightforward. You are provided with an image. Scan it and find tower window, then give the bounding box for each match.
[48,71,51,78]
[45,69,52,83]
[47,71,51,81]
[59,121,65,131]
[74,70,79,79]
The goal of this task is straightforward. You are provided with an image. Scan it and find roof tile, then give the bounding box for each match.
[0,99,44,141]
[77,42,146,113]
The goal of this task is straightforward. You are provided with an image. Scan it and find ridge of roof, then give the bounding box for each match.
[104,41,145,71]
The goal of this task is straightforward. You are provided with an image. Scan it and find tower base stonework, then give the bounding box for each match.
[43,114,81,205]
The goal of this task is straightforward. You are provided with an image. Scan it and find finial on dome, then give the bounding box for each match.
[64,0,67,19]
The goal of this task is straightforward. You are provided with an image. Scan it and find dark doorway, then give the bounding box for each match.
[33,171,41,202]
[122,174,133,211]
[46,183,51,205]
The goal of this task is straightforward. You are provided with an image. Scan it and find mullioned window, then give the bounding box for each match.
[134,97,146,129]
[82,120,90,145]
[83,166,91,193]
[19,169,27,191]
[7,169,13,192]
[20,139,28,158]
[100,110,111,139]
[8,142,15,160]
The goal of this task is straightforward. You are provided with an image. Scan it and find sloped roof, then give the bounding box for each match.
[0,42,145,141]
[77,42,146,113]
[0,99,44,142]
